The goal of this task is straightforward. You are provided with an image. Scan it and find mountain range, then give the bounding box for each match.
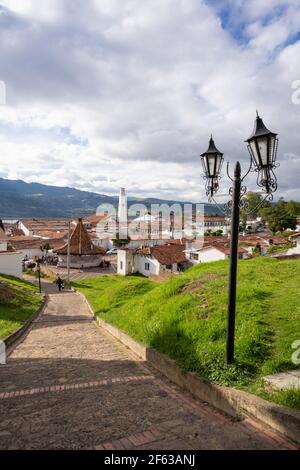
[0,177,222,219]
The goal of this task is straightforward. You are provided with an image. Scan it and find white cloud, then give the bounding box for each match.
[0,0,299,204]
[0,0,62,22]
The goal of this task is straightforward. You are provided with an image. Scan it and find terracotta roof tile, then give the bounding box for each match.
[137,244,187,265]
[0,228,9,241]
[83,214,110,226]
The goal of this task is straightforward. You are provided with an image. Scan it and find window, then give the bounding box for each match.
[120,261,123,270]
[145,263,150,271]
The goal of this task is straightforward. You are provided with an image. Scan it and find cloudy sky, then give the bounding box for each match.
[0,0,299,202]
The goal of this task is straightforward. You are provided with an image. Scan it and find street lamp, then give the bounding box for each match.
[201,113,279,365]
[246,111,279,194]
[201,136,224,198]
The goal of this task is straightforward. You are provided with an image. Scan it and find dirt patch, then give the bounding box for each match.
[0,285,14,301]
[180,273,219,295]
[196,311,209,319]
[149,273,174,283]
[180,280,204,294]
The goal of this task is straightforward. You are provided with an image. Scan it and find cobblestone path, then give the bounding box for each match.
[0,283,298,450]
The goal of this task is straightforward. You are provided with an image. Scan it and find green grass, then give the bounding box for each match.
[0,274,43,339]
[73,257,300,407]
[260,388,300,410]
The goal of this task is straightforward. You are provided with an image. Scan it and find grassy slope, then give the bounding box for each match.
[73,258,300,407]
[0,275,43,339]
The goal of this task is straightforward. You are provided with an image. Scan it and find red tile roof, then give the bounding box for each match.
[20,219,71,233]
[83,214,110,227]
[0,228,9,241]
[34,230,68,239]
[10,237,43,250]
[137,244,187,265]
[204,245,248,255]
[11,228,25,236]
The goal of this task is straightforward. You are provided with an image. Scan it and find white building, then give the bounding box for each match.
[186,244,248,264]
[118,244,188,277]
[194,215,230,235]
[18,219,70,237]
[285,233,300,256]
[89,232,113,251]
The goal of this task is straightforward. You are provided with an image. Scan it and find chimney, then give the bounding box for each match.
[118,188,127,223]
[118,188,128,240]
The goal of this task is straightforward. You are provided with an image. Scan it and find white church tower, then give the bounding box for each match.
[118,188,127,223]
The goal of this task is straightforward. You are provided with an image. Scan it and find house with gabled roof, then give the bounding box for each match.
[117,244,188,277]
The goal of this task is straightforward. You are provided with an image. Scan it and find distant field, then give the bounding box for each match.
[73,258,300,408]
[0,275,43,339]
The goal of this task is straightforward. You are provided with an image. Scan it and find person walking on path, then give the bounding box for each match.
[55,275,64,292]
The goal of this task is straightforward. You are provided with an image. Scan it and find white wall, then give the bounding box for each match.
[0,251,23,278]
[196,247,226,263]
[20,247,44,259]
[117,250,136,275]
[58,254,102,269]
[118,250,128,275]
[18,221,31,236]
[117,250,180,277]
[136,255,160,277]
[286,236,300,256]
[0,241,8,251]
[92,237,112,251]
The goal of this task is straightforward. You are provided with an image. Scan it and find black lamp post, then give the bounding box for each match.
[201,113,279,365]
[36,261,42,294]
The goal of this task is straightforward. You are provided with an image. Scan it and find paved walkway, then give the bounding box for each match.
[43,257,117,282]
[0,282,298,450]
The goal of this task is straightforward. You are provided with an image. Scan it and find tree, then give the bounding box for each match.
[41,243,51,252]
[240,192,271,229]
[112,232,131,247]
[286,200,300,218]
[260,198,297,234]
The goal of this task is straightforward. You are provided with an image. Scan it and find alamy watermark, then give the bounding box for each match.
[291,80,300,105]
[94,201,213,246]
[0,340,6,365]
[0,80,6,105]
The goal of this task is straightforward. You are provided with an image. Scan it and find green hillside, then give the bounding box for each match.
[73,257,300,408]
[0,275,43,339]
